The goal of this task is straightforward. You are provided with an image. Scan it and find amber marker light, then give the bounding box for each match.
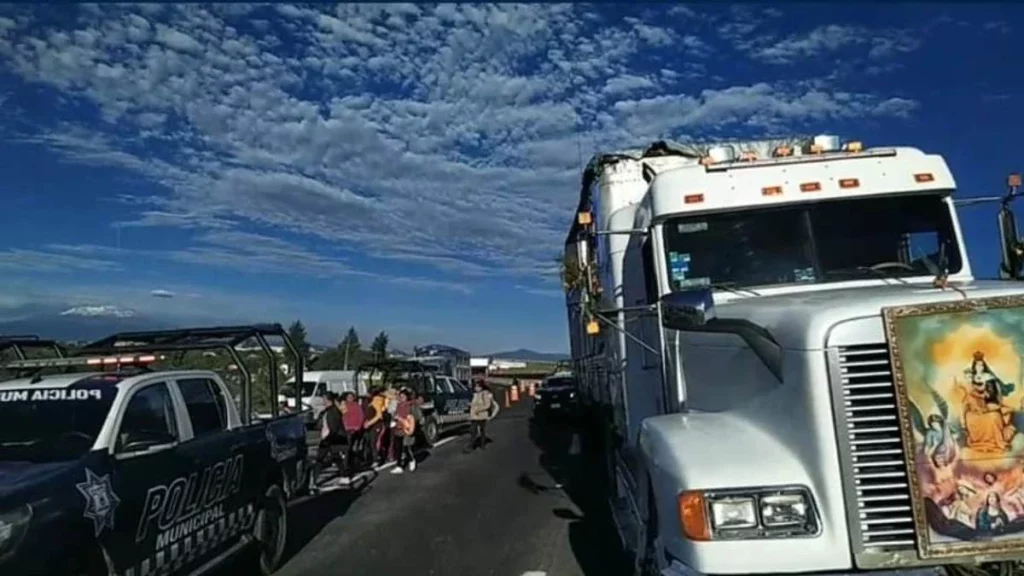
[678,491,711,541]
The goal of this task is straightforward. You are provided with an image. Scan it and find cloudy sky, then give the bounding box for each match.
[0,3,1019,352]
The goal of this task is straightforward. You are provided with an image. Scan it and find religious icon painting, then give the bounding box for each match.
[884,295,1024,558]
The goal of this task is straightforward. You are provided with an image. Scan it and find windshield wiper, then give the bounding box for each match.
[707,281,761,297]
[824,264,911,285]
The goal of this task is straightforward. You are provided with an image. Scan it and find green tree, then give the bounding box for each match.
[286,320,311,368]
[340,326,360,369]
[370,331,389,361]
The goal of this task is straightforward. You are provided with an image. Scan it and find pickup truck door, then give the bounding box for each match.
[167,376,253,568]
[98,380,193,576]
[438,377,471,423]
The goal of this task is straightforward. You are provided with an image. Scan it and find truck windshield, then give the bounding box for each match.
[662,193,962,290]
[0,385,117,462]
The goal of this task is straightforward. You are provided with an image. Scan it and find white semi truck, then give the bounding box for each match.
[563,135,1024,576]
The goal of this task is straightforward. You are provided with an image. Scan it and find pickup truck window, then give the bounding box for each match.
[0,385,116,462]
[116,383,179,454]
[177,378,227,437]
[437,377,454,394]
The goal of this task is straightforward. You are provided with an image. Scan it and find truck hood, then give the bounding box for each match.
[714,279,1024,350]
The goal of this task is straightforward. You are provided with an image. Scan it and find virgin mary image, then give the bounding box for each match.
[956,351,1017,454]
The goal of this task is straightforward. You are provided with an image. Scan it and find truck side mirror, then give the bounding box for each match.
[660,288,716,330]
[998,206,1023,279]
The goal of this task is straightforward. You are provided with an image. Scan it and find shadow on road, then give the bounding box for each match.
[524,413,632,576]
[282,484,369,564]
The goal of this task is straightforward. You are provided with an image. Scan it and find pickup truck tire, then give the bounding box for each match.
[252,484,288,575]
[422,416,440,446]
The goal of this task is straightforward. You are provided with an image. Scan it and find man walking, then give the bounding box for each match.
[465,380,497,453]
[311,392,345,491]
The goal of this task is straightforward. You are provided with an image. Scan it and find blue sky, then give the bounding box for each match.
[0,3,1020,353]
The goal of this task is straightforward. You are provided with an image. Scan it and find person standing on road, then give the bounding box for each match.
[341,391,365,477]
[465,380,497,453]
[391,388,418,474]
[363,387,387,467]
[311,392,345,490]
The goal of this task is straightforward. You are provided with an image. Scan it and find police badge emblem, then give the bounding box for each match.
[76,469,121,536]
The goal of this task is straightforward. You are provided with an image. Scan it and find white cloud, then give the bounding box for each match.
[0,4,928,291]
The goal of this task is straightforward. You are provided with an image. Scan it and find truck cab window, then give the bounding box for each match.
[117,383,178,453]
[177,378,227,437]
[663,193,961,290]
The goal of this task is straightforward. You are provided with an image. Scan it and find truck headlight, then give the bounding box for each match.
[678,487,818,541]
[0,504,32,559]
[709,497,757,530]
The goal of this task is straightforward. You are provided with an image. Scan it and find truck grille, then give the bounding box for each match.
[836,344,917,550]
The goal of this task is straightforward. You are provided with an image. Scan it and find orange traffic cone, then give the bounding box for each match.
[529,382,537,397]
[505,388,512,407]
[510,384,519,403]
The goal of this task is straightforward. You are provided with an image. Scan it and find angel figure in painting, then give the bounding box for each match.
[976,492,1012,533]
[954,351,1018,453]
[909,390,959,469]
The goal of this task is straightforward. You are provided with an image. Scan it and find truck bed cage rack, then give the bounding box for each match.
[80,324,304,423]
[0,335,67,360]
[2,324,304,424]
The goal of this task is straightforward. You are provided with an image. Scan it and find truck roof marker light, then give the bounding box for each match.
[684,194,704,204]
[914,173,935,183]
[773,146,793,157]
[809,144,824,154]
[678,490,711,541]
[577,211,593,225]
[585,320,600,335]
[739,151,757,162]
[838,178,860,189]
[699,157,714,166]
[800,182,822,193]
[844,141,864,153]
[1010,173,1022,187]
[761,186,783,197]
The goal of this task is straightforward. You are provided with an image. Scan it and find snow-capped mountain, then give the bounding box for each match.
[60,305,138,318]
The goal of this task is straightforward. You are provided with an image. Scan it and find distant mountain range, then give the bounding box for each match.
[485,348,568,362]
[0,307,569,361]
[0,306,173,344]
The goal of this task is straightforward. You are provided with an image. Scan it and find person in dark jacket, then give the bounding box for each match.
[311,392,346,490]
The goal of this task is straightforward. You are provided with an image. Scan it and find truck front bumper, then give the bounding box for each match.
[661,560,943,576]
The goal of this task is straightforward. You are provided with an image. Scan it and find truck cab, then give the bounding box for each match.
[564,136,1024,576]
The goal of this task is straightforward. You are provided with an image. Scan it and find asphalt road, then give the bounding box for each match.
[263,399,630,576]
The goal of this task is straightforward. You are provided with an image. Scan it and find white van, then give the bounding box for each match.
[278,370,361,425]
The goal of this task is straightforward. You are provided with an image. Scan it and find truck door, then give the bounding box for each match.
[440,377,471,423]
[99,380,192,576]
[167,376,251,568]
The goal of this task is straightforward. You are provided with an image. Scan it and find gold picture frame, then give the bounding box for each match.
[884,295,1024,559]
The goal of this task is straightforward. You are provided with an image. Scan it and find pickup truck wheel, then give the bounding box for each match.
[253,484,288,575]
[423,416,439,446]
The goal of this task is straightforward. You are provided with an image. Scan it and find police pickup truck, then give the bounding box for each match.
[0,325,309,576]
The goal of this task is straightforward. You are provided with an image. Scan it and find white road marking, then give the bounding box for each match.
[521,572,547,576]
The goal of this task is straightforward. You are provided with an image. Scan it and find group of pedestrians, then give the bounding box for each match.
[310,379,500,490]
[311,386,422,490]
